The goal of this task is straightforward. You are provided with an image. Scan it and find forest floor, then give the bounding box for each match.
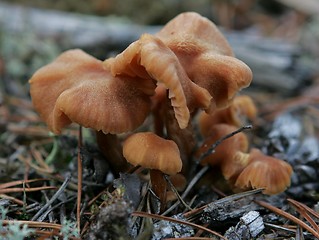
[1,1,319,239]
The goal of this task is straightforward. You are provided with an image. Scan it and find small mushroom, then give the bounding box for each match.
[199,95,257,137]
[156,12,253,111]
[153,13,252,174]
[197,124,250,182]
[29,49,156,172]
[235,148,293,195]
[107,33,212,129]
[122,132,182,210]
[29,49,155,134]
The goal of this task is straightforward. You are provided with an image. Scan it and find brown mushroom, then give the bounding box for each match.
[123,132,182,175]
[197,124,250,182]
[122,132,182,210]
[29,49,156,172]
[106,14,252,176]
[107,33,212,129]
[156,12,253,111]
[235,148,293,195]
[199,95,257,137]
[153,13,252,173]
[29,49,155,134]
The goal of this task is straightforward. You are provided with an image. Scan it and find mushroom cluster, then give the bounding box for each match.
[29,12,289,205]
[197,95,293,195]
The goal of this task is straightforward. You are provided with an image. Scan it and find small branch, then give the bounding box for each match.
[0,178,48,189]
[256,200,319,239]
[184,188,263,219]
[0,194,24,205]
[162,165,210,216]
[0,186,56,194]
[77,126,83,233]
[164,174,192,211]
[132,211,226,239]
[1,220,62,230]
[31,175,71,221]
[287,198,319,233]
[198,125,253,162]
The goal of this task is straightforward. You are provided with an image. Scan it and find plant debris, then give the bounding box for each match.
[224,210,264,239]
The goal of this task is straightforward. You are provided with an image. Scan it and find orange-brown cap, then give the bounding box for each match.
[122,132,182,175]
[156,12,233,56]
[156,12,253,111]
[199,95,257,137]
[235,148,293,195]
[197,124,249,180]
[108,34,212,129]
[29,49,154,134]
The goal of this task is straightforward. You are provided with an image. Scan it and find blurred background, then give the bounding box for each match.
[1,0,319,130]
[1,0,319,98]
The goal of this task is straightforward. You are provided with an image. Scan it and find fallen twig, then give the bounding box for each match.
[0,178,48,189]
[162,165,210,216]
[0,186,56,194]
[198,125,253,162]
[77,126,83,233]
[31,175,71,221]
[256,200,319,239]
[132,211,226,239]
[287,198,319,233]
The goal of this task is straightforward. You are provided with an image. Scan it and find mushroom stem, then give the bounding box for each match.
[164,96,195,175]
[150,169,167,212]
[96,131,129,174]
[151,85,166,137]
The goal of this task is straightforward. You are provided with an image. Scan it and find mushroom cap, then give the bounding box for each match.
[156,12,233,56]
[235,148,293,195]
[108,33,212,129]
[199,95,257,137]
[197,124,250,181]
[187,55,252,110]
[29,49,154,134]
[156,12,253,111]
[123,132,182,175]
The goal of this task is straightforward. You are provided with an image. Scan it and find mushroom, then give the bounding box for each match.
[107,33,212,129]
[29,49,156,172]
[197,124,250,182]
[156,12,253,111]
[196,124,293,195]
[155,12,252,170]
[106,14,253,175]
[199,95,257,137]
[234,148,293,195]
[29,49,155,134]
[122,132,182,210]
